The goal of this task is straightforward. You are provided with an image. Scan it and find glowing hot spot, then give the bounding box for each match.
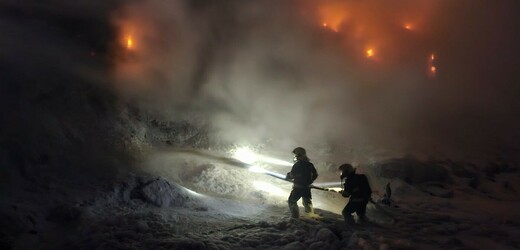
[366,48,374,58]
[428,53,437,77]
[126,36,134,49]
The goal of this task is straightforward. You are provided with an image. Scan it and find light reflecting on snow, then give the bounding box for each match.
[232,147,258,164]
[253,181,288,197]
[184,187,204,197]
[232,146,293,167]
[248,165,267,173]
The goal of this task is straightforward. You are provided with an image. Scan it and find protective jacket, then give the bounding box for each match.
[287,160,318,187]
[342,173,372,201]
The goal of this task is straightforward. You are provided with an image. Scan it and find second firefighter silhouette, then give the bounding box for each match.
[339,163,372,223]
[286,147,318,218]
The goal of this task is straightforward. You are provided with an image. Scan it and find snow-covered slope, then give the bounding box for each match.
[4,151,511,249]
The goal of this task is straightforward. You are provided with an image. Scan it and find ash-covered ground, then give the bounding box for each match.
[1,0,520,249]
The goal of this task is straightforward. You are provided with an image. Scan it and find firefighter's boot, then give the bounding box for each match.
[288,202,299,218]
[344,214,355,225]
[302,198,314,214]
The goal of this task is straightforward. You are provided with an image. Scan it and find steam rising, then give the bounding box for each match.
[2,0,519,164]
[112,0,520,162]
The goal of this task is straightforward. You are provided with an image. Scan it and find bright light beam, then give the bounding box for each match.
[232,147,258,164]
[248,165,267,173]
[253,181,287,197]
[257,156,293,167]
[247,165,288,179]
[232,146,293,166]
[263,170,288,180]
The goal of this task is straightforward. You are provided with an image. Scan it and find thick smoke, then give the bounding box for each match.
[3,0,518,168]
[111,0,520,163]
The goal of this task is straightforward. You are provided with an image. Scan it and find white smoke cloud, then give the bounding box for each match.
[110,0,520,163]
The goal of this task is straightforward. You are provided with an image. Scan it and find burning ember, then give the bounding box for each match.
[309,1,441,76]
[126,36,134,49]
[318,2,347,33]
[321,22,339,32]
[428,53,437,77]
[366,48,375,58]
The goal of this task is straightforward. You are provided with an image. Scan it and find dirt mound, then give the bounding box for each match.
[372,158,451,184]
[114,174,195,207]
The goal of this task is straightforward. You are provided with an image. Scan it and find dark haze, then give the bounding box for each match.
[1,0,520,166]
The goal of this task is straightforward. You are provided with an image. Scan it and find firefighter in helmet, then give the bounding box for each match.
[286,147,318,218]
[339,163,372,223]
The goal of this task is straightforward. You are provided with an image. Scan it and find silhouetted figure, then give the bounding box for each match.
[286,147,318,218]
[382,182,392,205]
[339,164,372,224]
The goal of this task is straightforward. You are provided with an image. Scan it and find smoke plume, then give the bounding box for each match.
[2,0,519,166]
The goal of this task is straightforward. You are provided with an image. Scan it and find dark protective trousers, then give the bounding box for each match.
[288,187,313,218]
[342,199,368,222]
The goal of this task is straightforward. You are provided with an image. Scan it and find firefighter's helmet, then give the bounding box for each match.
[292,147,307,157]
[339,163,355,174]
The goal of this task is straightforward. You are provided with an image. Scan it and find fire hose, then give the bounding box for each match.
[170,148,392,214]
[171,148,347,193]
[262,170,341,192]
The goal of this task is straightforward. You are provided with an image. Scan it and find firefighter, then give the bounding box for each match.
[339,163,372,224]
[286,147,318,218]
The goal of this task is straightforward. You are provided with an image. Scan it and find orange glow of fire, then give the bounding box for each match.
[366,48,374,58]
[319,3,348,33]
[307,1,441,76]
[116,19,137,51]
[428,53,437,77]
[126,36,134,49]
[321,22,340,32]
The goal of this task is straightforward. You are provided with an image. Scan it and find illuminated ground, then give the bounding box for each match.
[56,148,516,250]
